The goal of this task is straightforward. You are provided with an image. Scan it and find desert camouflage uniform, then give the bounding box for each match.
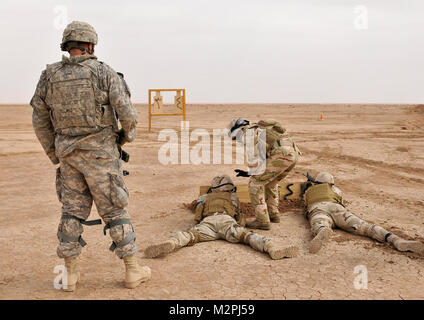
[305,184,390,240]
[301,177,424,254]
[144,175,298,259]
[30,54,138,259]
[244,121,301,223]
[169,191,272,252]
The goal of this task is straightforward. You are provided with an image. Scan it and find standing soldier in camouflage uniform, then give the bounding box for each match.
[144,174,298,260]
[30,21,150,291]
[301,172,424,254]
[228,118,301,230]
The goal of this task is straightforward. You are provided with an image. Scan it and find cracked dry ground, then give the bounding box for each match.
[0,103,423,300]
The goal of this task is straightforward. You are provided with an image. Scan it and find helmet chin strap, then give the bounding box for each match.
[68,48,94,55]
[207,183,237,193]
[66,42,94,55]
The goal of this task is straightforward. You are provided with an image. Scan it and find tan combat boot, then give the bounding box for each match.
[246,219,271,230]
[144,240,176,258]
[269,213,281,223]
[264,241,298,260]
[388,235,424,254]
[246,212,271,230]
[123,255,151,289]
[63,257,80,292]
[309,227,333,254]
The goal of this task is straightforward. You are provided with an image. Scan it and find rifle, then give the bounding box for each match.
[302,172,320,184]
[299,172,319,198]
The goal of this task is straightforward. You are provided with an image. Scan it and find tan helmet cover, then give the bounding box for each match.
[315,172,335,184]
[227,118,250,140]
[61,21,98,51]
[210,174,236,192]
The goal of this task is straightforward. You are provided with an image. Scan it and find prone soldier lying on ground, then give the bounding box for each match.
[144,174,299,260]
[300,172,424,255]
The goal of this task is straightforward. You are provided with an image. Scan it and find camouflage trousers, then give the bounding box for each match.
[249,152,298,222]
[308,202,390,242]
[170,214,270,252]
[55,148,137,259]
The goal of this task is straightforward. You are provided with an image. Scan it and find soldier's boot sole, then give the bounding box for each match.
[246,219,271,230]
[268,245,298,260]
[309,227,333,254]
[395,240,424,254]
[144,242,175,258]
[125,267,151,289]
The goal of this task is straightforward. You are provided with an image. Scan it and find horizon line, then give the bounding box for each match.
[0,102,421,106]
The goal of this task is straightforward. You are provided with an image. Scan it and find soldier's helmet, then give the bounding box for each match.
[227,118,250,139]
[60,21,98,51]
[210,174,236,192]
[316,172,335,184]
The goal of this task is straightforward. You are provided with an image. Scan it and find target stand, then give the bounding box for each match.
[148,89,186,131]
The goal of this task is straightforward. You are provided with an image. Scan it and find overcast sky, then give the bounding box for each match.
[0,0,423,103]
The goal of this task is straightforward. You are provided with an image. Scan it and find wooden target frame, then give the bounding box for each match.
[148,89,186,131]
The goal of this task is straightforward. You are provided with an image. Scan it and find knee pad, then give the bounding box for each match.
[187,229,200,246]
[57,214,101,247]
[57,219,85,247]
[104,218,136,251]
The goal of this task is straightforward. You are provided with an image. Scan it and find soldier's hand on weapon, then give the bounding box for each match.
[234,169,251,177]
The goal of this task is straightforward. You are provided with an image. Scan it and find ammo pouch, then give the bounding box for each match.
[57,214,102,247]
[103,218,136,252]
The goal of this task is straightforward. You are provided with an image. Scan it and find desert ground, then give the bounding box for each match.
[0,103,423,300]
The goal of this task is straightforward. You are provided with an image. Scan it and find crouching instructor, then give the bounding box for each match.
[30,21,150,291]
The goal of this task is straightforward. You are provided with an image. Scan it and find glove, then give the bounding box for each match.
[234,169,250,177]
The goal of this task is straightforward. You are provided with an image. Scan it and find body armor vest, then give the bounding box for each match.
[45,60,116,136]
[252,120,300,157]
[201,191,237,219]
[304,183,343,211]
